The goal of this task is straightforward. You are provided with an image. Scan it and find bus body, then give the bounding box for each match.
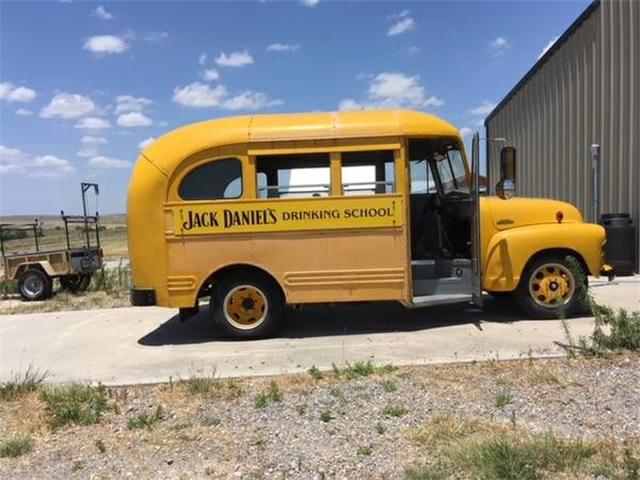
[127,110,609,338]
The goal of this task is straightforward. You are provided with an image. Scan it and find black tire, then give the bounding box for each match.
[515,254,588,319]
[60,273,92,293]
[210,272,283,339]
[18,268,53,301]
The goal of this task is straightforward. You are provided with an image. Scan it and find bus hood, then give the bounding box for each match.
[481,197,584,231]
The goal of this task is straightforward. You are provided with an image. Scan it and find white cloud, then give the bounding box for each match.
[339,72,443,111]
[15,108,33,116]
[201,68,220,81]
[538,35,560,59]
[114,95,152,114]
[140,31,169,43]
[83,35,129,55]
[81,135,107,145]
[490,36,510,56]
[469,101,497,117]
[117,112,152,127]
[77,147,99,158]
[198,53,208,65]
[0,145,75,177]
[74,117,111,130]
[40,93,95,119]
[387,10,415,36]
[172,82,228,108]
[459,126,473,137]
[88,155,131,169]
[0,82,38,103]
[93,5,114,20]
[266,43,300,53]
[221,91,283,111]
[301,0,319,6]
[138,137,155,149]
[215,50,254,67]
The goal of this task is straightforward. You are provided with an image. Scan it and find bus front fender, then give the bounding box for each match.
[482,222,606,292]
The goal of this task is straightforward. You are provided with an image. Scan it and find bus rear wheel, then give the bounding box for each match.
[210,272,283,339]
[515,254,587,319]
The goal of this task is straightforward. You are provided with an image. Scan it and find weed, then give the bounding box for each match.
[39,383,113,428]
[332,363,341,377]
[71,460,85,472]
[404,465,448,480]
[494,389,513,408]
[380,379,398,392]
[202,416,221,427]
[0,365,48,402]
[181,369,221,395]
[357,446,373,456]
[254,381,282,408]
[383,404,407,417]
[452,433,597,480]
[344,360,375,378]
[320,410,333,423]
[329,386,343,399]
[95,439,106,453]
[377,363,398,375]
[89,263,131,296]
[375,422,386,435]
[295,404,307,416]
[308,365,323,380]
[0,435,34,458]
[128,405,163,430]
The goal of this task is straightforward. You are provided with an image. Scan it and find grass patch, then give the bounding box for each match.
[39,383,113,429]
[494,388,513,408]
[254,381,282,408]
[383,404,407,418]
[308,365,323,380]
[375,421,386,434]
[405,465,448,480]
[181,369,221,395]
[451,433,596,480]
[357,446,373,456]
[127,405,163,430]
[95,439,106,453]
[380,379,398,392]
[320,410,334,423]
[377,363,398,375]
[295,404,307,416]
[0,365,48,402]
[344,360,376,378]
[0,435,34,458]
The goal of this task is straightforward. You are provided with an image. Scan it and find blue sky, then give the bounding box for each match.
[0,0,590,215]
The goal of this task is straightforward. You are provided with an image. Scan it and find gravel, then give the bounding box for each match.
[1,354,638,479]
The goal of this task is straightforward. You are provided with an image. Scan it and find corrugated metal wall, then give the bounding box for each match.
[486,0,640,272]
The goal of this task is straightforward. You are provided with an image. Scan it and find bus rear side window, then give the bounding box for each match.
[257,153,330,198]
[341,150,395,195]
[179,158,243,200]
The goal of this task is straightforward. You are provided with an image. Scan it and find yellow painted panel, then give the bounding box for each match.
[170,195,404,236]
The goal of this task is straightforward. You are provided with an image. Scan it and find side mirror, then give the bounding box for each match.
[496,146,517,199]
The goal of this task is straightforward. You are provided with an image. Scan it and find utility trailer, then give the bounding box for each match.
[0,183,103,301]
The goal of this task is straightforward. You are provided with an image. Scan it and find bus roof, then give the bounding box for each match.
[141,109,460,176]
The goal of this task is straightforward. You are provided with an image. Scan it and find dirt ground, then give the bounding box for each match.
[1,354,638,480]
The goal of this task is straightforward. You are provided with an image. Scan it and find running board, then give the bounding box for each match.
[410,293,472,308]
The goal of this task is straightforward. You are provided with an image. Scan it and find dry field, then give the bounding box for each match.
[0,355,639,480]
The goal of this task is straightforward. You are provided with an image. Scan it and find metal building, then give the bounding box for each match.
[485,0,639,272]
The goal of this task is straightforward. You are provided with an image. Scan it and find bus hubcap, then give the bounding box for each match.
[529,263,574,308]
[223,285,268,330]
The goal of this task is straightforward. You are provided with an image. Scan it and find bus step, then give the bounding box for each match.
[410,293,472,308]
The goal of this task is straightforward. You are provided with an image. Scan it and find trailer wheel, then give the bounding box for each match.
[515,254,587,319]
[18,268,53,301]
[60,273,92,293]
[210,272,283,339]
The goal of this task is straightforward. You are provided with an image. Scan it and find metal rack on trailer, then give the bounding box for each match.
[0,183,104,301]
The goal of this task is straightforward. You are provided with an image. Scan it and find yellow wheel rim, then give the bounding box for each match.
[528,263,575,308]
[223,285,268,330]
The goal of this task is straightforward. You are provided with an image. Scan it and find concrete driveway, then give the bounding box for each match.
[1,276,638,386]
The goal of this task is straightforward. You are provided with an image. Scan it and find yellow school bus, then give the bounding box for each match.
[127,110,610,338]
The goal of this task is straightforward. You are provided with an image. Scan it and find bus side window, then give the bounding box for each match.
[341,150,395,195]
[256,153,330,198]
[179,158,243,201]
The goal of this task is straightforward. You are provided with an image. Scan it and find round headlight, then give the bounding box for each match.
[496,179,516,200]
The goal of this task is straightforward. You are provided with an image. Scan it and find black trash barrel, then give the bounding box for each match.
[600,213,636,276]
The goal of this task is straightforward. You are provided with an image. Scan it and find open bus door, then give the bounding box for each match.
[470,132,483,307]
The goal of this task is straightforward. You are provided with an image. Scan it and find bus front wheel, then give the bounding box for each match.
[210,272,283,339]
[514,254,588,319]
